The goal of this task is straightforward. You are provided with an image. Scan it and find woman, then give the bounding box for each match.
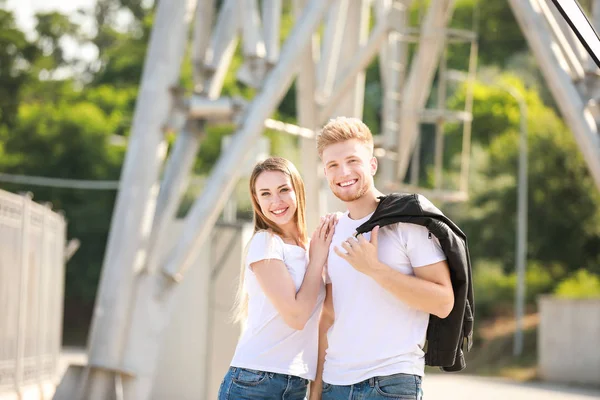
[218,157,335,400]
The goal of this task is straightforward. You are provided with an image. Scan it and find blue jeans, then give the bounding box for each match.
[322,373,423,400]
[218,366,309,400]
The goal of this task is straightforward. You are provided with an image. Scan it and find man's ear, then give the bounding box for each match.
[370,156,378,175]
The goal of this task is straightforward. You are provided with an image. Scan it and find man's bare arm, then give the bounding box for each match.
[370,260,454,318]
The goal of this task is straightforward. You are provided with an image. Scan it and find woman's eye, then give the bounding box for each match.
[261,192,270,197]
[281,188,289,192]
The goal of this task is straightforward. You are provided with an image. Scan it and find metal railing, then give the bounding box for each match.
[0,189,66,395]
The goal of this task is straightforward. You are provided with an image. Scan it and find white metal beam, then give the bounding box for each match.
[316,0,349,103]
[508,0,600,191]
[395,0,455,181]
[294,0,323,232]
[331,0,371,119]
[82,1,194,398]
[192,0,216,92]
[262,0,282,65]
[379,0,409,185]
[318,11,393,124]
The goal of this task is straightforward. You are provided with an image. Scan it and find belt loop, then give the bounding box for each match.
[269,372,274,378]
[231,367,237,372]
[369,377,375,387]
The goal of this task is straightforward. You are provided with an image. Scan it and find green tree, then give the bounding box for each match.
[0,5,39,128]
[446,75,600,276]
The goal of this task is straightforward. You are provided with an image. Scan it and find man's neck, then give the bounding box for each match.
[346,188,383,220]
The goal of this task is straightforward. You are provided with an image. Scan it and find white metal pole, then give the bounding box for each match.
[395,0,456,181]
[192,0,216,92]
[82,0,193,398]
[204,0,241,98]
[331,0,371,119]
[294,0,322,232]
[434,49,448,189]
[14,193,32,396]
[316,0,349,102]
[537,0,585,80]
[459,40,478,193]
[262,0,282,65]
[144,121,204,275]
[375,0,392,88]
[512,88,528,357]
[318,14,392,124]
[380,0,409,185]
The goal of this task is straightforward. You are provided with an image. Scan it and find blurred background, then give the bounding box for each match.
[1,0,600,399]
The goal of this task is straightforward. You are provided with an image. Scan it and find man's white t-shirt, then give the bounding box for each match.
[323,211,446,385]
[231,231,325,380]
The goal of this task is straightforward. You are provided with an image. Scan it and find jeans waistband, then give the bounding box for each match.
[230,366,309,384]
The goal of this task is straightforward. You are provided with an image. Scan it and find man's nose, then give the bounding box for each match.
[340,164,351,176]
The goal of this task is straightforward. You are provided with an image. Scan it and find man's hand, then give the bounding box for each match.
[333,226,384,276]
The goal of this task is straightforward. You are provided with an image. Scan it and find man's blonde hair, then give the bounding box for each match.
[317,117,374,157]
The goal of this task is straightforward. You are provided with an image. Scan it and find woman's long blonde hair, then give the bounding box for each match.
[232,157,308,325]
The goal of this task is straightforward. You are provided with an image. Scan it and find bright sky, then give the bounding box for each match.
[6,0,96,36]
[5,0,133,64]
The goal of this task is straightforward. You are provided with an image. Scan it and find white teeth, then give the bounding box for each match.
[272,209,287,215]
[339,180,357,187]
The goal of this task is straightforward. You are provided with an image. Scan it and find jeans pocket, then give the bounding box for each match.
[321,382,333,393]
[232,368,268,387]
[374,374,420,399]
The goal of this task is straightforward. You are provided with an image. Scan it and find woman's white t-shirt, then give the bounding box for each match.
[231,231,325,380]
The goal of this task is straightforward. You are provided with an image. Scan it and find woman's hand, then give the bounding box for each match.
[309,213,338,268]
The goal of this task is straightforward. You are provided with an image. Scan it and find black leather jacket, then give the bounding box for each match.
[355,193,474,372]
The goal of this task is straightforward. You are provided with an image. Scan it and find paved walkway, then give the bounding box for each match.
[423,374,600,400]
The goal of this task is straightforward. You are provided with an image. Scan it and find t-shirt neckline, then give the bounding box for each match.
[345,210,374,224]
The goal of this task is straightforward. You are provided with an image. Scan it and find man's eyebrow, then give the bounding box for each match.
[327,156,355,165]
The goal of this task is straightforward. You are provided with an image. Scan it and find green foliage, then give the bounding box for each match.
[445,72,600,279]
[473,260,558,318]
[0,8,39,128]
[555,269,600,299]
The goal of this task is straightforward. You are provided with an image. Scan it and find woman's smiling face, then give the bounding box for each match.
[254,170,298,229]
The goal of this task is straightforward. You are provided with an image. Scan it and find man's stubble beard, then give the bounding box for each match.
[331,178,370,202]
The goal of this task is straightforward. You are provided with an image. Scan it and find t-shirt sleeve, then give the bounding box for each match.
[402,223,446,268]
[246,231,284,268]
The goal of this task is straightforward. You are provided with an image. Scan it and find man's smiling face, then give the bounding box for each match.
[322,139,377,203]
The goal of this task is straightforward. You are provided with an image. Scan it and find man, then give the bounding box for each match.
[310,117,454,400]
